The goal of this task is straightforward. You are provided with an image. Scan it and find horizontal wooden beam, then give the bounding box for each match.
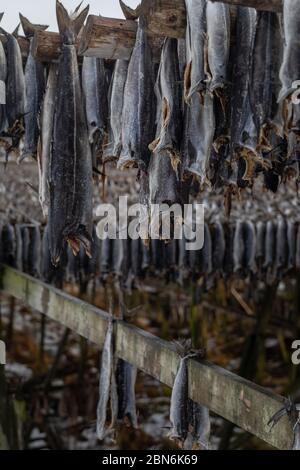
[0,265,293,450]
[141,0,186,39]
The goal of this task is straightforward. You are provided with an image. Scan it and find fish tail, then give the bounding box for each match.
[120,0,141,21]
[56,0,89,44]
[19,13,48,38]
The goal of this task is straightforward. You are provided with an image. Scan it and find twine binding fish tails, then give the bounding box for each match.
[268,397,300,450]
[48,1,93,266]
[169,340,210,449]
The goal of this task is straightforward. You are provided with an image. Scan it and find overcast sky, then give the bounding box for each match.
[0,0,140,33]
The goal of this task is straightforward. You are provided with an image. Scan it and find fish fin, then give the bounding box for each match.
[0,12,4,23]
[73,1,84,14]
[12,23,20,37]
[119,0,141,20]
[19,13,48,37]
[56,0,89,42]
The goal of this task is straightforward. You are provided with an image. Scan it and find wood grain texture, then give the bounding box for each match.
[0,265,293,449]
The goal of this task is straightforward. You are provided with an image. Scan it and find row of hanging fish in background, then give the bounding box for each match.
[1,217,300,288]
[1,1,300,266]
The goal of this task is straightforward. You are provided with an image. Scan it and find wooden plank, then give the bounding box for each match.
[31,30,81,63]
[211,0,282,12]
[0,265,293,449]
[141,0,186,39]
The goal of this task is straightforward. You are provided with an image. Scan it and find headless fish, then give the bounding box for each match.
[263,220,276,271]
[0,25,25,141]
[131,238,143,281]
[275,217,288,275]
[82,56,109,164]
[188,399,211,450]
[244,220,257,275]
[233,220,245,274]
[0,13,7,134]
[212,220,225,275]
[296,223,300,270]
[184,0,207,102]
[169,356,189,446]
[21,226,30,273]
[28,225,41,278]
[279,0,300,102]
[115,359,138,428]
[200,223,213,276]
[287,220,297,271]
[49,1,92,266]
[112,238,131,285]
[104,60,128,162]
[149,38,183,170]
[15,224,23,271]
[223,223,234,277]
[256,221,266,265]
[97,319,114,440]
[185,92,215,186]
[118,18,156,170]
[100,238,113,279]
[20,15,47,161]
[206,1,230,93]
[1,223,16,267]
[41,226,67,287]
[38,64,58,217]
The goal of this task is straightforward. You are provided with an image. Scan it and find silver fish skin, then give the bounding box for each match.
[230,7,257,151]
[1,28,25,130]
[41,226,66,287]
[49,1,92,265]
[21,226,30,273]
[184,0,207,102]
[97,319,114,440]
[0,18,7,134]
[21,39,46,161]
[233,220,245,273]
[104,60,128,162]
[275,217,288,274]
[28,225,41,278]
[279,0,300,102]
[296,223,300,270]
[82,57,109,159]
[212,220,225,274]
[185,92,215,186]
[149,38,182,167]
[118,18,155,170]
[206,1,230,93]
[116,359,138,428]
[38,64,58,217]
[149,150,183,207]
[177,38,186,84]
[201,223,213,276]
[287,220,297,270]
[263,220,276,270]
[15,224,23,271]
[244,220,257,274]
[188,400,211,450]
[169,357,189,445]
[256,221,266,263]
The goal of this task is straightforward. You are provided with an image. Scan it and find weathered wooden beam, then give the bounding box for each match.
[31,30,81,63]
[0,265,293,450]
[141,0,186,39]
[211,0,283,12]
[79,15,163,62]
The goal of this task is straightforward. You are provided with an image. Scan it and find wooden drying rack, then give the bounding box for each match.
[0,0,282,62]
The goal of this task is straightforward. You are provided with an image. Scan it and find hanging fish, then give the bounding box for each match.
[296,223,300,270]
[149,38,183,170]
[287,220,297,271]
[114,359,138,428]
[188,399,211,450]
[244,220,257,275]
[169,355,189,446]
[184,92,215,186]
[0,24,25,148]
[223,223,234,277]
[38,64,58,217]
[184,0,207,102]
[21,225,30,273]
[118,17,156,171]
[200,223,213,277]
[19,14,48,162]
[100,237,113,280]
[0,12,7,134]
[28,225,41,278]
[263,220,276,284]
[48,1,92,266]
[131,238,143,282]
[233,220,245,274]
[275,217,288,276]
[82,56,109,166]
[1,223,16,267]
[279,0,300,103]
[212,220,225,276]
[41,225,66,287]
[249,12,282,147]
[97,318,114,440]
[256,220,266,269]
[104,60,128,162]
[119,0,141,21]
[206,1,230,94]
[15,224,23,272]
